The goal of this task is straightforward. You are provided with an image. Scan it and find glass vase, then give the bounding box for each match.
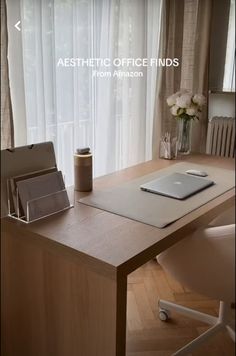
[177,118,192,155]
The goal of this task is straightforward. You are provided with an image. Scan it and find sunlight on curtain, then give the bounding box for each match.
[20,0,162,185]
[223,0,235,91]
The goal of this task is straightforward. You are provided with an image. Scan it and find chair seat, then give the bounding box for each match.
[157,224,235,303]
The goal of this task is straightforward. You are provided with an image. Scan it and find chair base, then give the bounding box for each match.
[159,299,235,356]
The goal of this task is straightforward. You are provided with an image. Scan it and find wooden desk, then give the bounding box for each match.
[1,155,235,356]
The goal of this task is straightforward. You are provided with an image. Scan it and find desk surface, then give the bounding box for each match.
[1,154,235,356]
[3,154,235,277]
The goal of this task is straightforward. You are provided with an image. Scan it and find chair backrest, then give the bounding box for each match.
[157,223,235,303]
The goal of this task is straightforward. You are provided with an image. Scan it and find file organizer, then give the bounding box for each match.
[1,142,73,223]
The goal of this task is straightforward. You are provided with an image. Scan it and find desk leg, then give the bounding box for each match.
[1,229,127,356]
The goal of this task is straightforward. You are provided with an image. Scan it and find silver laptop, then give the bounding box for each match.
[140,173,214,200]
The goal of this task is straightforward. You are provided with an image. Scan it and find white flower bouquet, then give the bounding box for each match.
[167,90,206,121]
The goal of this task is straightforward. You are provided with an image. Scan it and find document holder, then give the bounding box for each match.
[7,181,73,223]
[1,142,73,222]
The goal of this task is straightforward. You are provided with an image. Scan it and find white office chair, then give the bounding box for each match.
[157,207,235,356]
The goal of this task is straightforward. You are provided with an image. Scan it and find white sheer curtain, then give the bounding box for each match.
[17,0,162,185]
[223,0,235,91]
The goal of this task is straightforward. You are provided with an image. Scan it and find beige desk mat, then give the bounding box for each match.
[79,162,235,228]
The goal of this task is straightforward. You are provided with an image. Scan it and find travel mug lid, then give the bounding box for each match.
[76,147,90,155]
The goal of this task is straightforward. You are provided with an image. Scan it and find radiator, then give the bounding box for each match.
[206,116,235,158]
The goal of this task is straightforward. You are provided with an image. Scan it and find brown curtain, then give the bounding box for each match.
[153,0,212,157]
[1,0,14,149]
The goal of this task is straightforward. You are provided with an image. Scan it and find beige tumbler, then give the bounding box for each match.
[74,148,93,192]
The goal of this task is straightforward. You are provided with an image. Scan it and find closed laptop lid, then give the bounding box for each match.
[140,172,214,200]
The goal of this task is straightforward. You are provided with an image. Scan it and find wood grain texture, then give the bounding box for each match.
[1,228,127,356]
[126,260,235,356]
[1,155,235,356]
[2,155,235,277]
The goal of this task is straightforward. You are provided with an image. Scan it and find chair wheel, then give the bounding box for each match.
[159,308,170,321]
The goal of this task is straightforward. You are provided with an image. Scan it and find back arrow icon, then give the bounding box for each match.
[14,21,21,31]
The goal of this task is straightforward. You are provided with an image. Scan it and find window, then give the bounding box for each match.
[8,0,162,185]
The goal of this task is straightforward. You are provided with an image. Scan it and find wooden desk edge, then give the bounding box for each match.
[1,156,235,279]
[2,187,234,279]
[1,218,118,280]
[117,188,235,276]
